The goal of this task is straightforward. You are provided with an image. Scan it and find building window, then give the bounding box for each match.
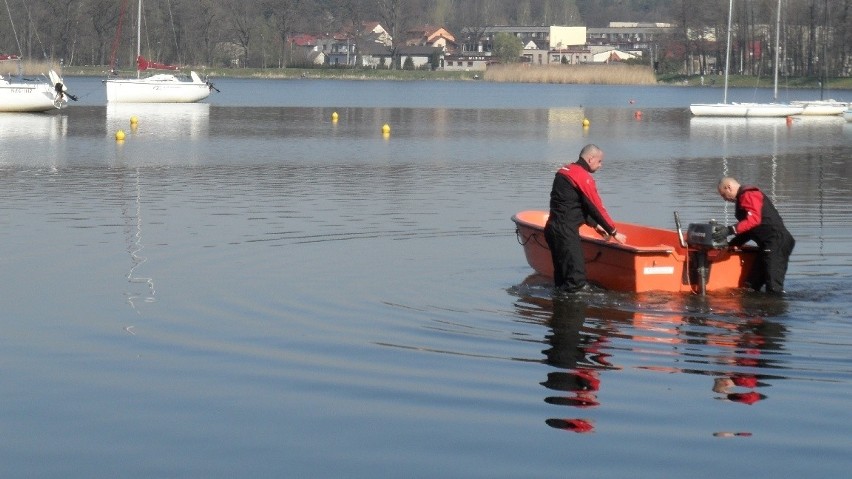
[467,61,474,67]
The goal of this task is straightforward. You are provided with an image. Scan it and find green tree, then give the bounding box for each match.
[492,31,522,63]
[430,49,440,70]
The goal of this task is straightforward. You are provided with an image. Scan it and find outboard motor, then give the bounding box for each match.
[685,220,728,295]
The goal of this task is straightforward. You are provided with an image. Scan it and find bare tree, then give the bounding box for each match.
[221,0,256,67]
[189,0,218,66]
[85,0,121,65]
[374,0,405,68]
[265,0,306,67]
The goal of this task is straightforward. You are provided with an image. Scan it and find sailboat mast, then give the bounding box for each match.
[136,0,142,78]
[773,0,780,101]
[820,0,827,100]
[723,0,732,104]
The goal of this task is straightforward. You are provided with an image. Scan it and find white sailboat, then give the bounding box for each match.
[690,0,803,117]
[1,0,75,112]
[104,0,213,103]
[790,99,848,116]
[788,5,848,116]
[1,59,75,113]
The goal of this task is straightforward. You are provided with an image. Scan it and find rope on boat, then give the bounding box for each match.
[586,251,602,263]
[516,228,549,250]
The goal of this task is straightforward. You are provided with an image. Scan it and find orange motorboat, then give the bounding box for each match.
[512,210,758,294]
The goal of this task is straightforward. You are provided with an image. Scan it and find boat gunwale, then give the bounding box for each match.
[512,212,677,255]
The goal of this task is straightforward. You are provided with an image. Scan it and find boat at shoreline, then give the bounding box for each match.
[512,210,758,294]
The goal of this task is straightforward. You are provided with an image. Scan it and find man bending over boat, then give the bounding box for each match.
[713,177,795,294]
[544,144,626,293]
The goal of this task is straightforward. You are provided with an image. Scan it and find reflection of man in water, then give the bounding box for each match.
[704,302,787,407]
[713,374,765,405]
[541,297,603,432]
[714,177,795,294]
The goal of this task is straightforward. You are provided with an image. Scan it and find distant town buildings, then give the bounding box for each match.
[286,21,675,71]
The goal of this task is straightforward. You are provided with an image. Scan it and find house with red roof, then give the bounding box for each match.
[405,25,457,52]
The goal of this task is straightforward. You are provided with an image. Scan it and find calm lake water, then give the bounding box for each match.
[1,77,851,478]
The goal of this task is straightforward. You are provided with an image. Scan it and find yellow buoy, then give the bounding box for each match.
[115,130,126,141]
[130,115,138,125]
[331,111,339,121]
[382,123,391,134]
[582,118,590,127]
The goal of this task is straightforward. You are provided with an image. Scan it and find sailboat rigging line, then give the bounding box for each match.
[773,0,781,100]
[3,0,23,55]
[142,0,149,64]
[166,0,181,65]
[722,0,732,104]
[21,0,47,60]
[109,0,130,71]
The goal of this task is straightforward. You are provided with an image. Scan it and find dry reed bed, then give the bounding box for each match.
[0,60,61,77]
[485,64,657,85]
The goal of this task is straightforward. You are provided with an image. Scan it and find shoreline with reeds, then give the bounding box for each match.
[8,60,851,90]
[484,64,657,85]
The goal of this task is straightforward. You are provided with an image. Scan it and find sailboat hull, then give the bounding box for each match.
[690,103,803,117]
[790,100,848,116]
[105,72,210,103]
[0,74,66,112]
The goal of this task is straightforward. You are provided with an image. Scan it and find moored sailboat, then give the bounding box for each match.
[789,1,847,116]
[1,58,75,113]
[104,0,214,103]
[790,100,848,116]
[690,0,803,118]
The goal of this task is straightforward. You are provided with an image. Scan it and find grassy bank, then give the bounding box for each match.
[52,64,852,90]
[59,65,480,81]
[658,72,852,91]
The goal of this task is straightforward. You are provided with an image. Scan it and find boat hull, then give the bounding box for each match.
[512,210,757,293]
[105,72,210,103]
[690,102,803,117]
[0,74,65,112]
[790,100,848,116]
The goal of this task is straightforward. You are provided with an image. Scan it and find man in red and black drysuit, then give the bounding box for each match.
[544,144,625,293]
[714,177,795,294]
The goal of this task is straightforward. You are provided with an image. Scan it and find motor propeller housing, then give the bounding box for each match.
[686,222,728,250]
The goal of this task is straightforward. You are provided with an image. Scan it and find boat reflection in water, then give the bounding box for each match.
[105,102,210,140]
[511,287,787,434]
[0,112,67,141]
[688,115,846,141]
[0,113,68,168]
